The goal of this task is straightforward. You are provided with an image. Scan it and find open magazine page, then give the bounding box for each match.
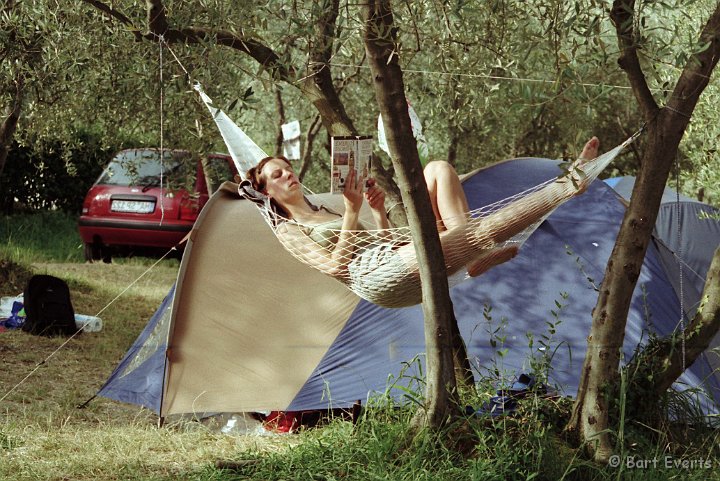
[356,137,372,180]
[330,136,372,194]
[330,137,354,194]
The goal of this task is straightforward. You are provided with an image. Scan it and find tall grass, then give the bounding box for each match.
[0,211,85,263]
[208,393,720,481]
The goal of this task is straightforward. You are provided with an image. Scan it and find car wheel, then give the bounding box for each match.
[100,244,112,264]
[83,242,100,262]
[84,241,112,263]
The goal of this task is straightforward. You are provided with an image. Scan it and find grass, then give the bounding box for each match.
[1,211,720,480]
[1,211,86,264]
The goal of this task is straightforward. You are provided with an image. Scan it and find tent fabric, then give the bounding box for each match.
[98,161,720,416]
[97,284,175,412]
[161,183,361,414]
[605,175,720,316]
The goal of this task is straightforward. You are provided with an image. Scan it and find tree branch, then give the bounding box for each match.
[654,248,720,395]
[297,113,323,181]
[81,0,294,80]
[274,88,286,156]
[623,247,720,423]
[81,0,144,41]
[667,3,720,116]
[610,0,659,119]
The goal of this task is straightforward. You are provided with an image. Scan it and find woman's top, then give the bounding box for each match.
[298,216,375,253]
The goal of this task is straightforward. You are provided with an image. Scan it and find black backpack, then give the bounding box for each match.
[22,275,79,337]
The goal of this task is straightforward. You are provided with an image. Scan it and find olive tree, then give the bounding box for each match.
[566,0,720,462]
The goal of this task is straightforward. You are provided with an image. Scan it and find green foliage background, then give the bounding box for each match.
[1,0,719,211]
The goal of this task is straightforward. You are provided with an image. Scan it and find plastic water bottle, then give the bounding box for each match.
[74,314,103,332]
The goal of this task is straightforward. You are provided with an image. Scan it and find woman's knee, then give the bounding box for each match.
[424,160,458,181]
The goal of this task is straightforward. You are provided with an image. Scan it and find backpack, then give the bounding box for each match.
[22,275,78,337]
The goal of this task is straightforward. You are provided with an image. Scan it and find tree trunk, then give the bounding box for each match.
[567,1,720,462]
[274,88,286,157]
[362,0,460,429]
[298,114,323,182]
[624,247,720,422]
[0,1,23,179]
[0,75,24,180]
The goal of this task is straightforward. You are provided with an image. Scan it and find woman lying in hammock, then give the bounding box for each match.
[246,137,600,308]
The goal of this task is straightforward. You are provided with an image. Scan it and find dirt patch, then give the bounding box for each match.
[0,258,33,296]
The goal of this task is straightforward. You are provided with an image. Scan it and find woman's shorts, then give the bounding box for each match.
[347,243,422,308]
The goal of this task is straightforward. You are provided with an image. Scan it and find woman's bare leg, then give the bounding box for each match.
[466,245,520,277]
[464,137,600,274]
[398,138,601,276]
[424,161,469,231]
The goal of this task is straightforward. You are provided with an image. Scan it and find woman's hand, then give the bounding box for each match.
[343,169,365,214]
[365,178,390,230]
[364,179,385,212]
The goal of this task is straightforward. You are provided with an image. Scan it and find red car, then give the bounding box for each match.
[78,148,237,262]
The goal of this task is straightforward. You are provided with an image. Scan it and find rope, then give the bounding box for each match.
[2,34,185,406]
[154,33,665,107]
[674,153,686,373]
[158,35,166,227]
[0,247,179,404]
[326,62,676,94]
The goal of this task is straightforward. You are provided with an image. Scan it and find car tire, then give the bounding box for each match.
[83,242,100,262]
[101,244,112,264]
[84,241,112,263]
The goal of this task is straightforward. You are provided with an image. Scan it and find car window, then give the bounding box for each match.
[98,150,195,188]
[203,155,236,194]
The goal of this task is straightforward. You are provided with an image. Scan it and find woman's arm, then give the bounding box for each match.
[276,223,353,276]
[365,179,392,241]
[276,170,367,277]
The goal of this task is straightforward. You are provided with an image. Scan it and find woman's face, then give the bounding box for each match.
[260,158,301,201]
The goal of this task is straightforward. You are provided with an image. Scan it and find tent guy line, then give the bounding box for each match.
[0,247,178,405]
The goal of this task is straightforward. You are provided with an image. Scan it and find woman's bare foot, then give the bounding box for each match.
[577,136,600,166]
[467,245,520,277]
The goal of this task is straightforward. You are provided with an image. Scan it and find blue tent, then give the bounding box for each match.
[605,176,720,318]
[96,159,720,416]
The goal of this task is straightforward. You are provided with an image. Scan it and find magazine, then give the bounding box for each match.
[330,136,373,194]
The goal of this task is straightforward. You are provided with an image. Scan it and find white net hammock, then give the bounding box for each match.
[238,140,631,308]
[195,84,636,308]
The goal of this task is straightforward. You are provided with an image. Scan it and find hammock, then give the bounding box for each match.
[196,85,634,308]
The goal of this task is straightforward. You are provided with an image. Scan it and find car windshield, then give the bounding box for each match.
[97,150,195,188]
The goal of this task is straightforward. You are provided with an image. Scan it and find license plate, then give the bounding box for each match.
[111,200,155,213]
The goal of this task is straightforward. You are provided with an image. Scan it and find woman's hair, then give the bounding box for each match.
[245,156,293,220]
[246,156,292,193]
